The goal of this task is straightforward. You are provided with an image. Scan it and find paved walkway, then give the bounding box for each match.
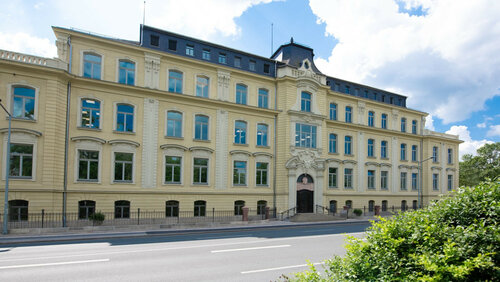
[0,218,376,245]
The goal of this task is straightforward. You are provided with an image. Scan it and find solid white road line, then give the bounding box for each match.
[0,258,110,270]
[211,244,290,253]
[198,235,251,239]
[241,262,323,274]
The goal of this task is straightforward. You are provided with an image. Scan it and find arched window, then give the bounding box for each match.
[118,60,135,85]
[345,200,352,209]
[381,200,388,212]
[167,111,183,137]
[165,200,179,217]
[344,136,352,155]
[194,115,209,140]
[83,52,102,79]
[114,200,130,219]
[234,120,247,144]
[258,89,268,108]
[116,104,134,132]
[368,200,375,212]
[368,111,375,127]
[329,134,337,153]
[367,139,374,157]
[257,124,268,146]
[257,200,267,215]
[381,113,387,129]
[78,200,96,219]
[196,76,209,97]
[12,86,35,119]
[329,200,337,214]
[81,98,101,129]
[234,200,245,216]
[401,200,407,212]
[345,106,352,123]
[236,84,247,105]
[329,103,337,120]
[9,200,28,221]
[401,118,407,132]
[168,70,183,93]
[381,140,388,158]
[194,200,206,217]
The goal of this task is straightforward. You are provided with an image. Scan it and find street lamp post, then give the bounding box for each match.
[0,99,11,235]
[418,156,434,209]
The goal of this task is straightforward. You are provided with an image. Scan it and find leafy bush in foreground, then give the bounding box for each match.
[288,181,500,281]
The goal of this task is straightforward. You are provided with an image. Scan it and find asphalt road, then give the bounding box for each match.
[0,222,370,281]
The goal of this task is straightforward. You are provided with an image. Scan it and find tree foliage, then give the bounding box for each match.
[460,142,500,187]
[286,181,500,281]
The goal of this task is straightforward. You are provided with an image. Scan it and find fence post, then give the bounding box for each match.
[41,209,45,228]
[137,208,140,225]
[212,208,215,222]
[392,205,394,212]
[363,206,366,215]
[177,212,180,224]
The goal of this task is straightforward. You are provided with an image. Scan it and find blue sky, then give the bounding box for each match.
[1,0,499,159]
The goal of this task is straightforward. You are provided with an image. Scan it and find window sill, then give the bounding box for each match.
[256,145,270,149]
[232,184,247,187]
[256,185,269,188]
[192,183,209,186]
[76,180,100,184]
[165,136,184,140]
[344,187,353,190]
[164,183,183,186]
[234,143,248,147]
[193,138,211,143]
[381,157,389,160]
[77,126,101,132]
[112,181,134,184]
[9,176,33,180]
[344,154,354,157]
[113,130,136,135]
[328,187,338,189]
[9,117,37,123]
[328,152,339,155]
[367,156,376,159]
[400,160,408,162]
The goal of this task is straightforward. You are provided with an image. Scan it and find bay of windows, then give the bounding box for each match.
[165,156,181,184]
[168,70,183,93]
[194,115,209,140]
[256,124,268,146]
[256,162,268,185]
[118,60,135,85]
[114,152,133,182]
[328,167,337,188]
[12,86,35,119]
[81,99,100,128]
[78,150,99,181]
[83,53,101,79]
[116,104,134,132]
[236,84,247,105]
[258,89,268,108]
[193,158,208,184]
[196,76,209,98]
[295,123,316,148]
[329,134,337,153]
[9,144,33,178]
[345,106,352,123]
[329,103,337,120]
[301,92,311,112]
[234,121,247,144]
[233,161,247,185]
[167,111,182,138]
[344,136,352,155]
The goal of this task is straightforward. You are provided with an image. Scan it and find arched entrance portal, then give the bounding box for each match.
[296,174,314,213]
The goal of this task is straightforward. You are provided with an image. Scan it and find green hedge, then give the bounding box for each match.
[288,180,500,281]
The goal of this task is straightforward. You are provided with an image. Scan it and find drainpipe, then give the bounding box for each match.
[273,60,278,212]
[62,36,72,227]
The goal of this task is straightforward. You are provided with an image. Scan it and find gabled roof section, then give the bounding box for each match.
[271,38,323,74]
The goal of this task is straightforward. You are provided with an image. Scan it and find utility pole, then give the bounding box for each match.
[0,99,12,234]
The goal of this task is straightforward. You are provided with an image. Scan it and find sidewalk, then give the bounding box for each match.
[0,218,374,245]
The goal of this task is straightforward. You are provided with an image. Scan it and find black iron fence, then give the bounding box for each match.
[316,205,424,219]
[0,208,277,229]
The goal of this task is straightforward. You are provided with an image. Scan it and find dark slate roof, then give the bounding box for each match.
[271,39,323,74]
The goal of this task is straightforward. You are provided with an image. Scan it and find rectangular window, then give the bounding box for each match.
[219,53,226,64]
[367,139,374,157]
[345,136,352,155]
[249,60,256,71]
[168,70,183,93]
[78,150,99,181]
[400,172,407,190]
[234,56,241,68]
[196,76,209,98]
[9,144,33,178]
[344,168,353,188]
[150,35,159,47]
[114,152,133,182]
[202,49,211,60]
[433,146,439,162]
[433,173,439,190]
[412,145,417,162]
[329,134,337,153]
[448,148,453,164]
[368,112,374,127]
[258,89,269,108]
[295,123,317,148]
[345,86,350,94]
[193,158,208,184]
[234,121,247,144]
[367,170,375,189]
[12,86,35,119]
[116,104,134,132]
[329,103,337,120]
[236,84,247,105]
[381,114,387,129]
[345,106,352,123]
[411,173,417,190]
[233,161,247,185]
[401,144,406,161]
[263,64,270,74]
[381,141,387,158]
[167,111,182,138]
[401,118,406,132]
[412,120,417,134]
[194,115,209,140]
[168,39,177,51]
[300,92,311,112]
[185,44,194,56]
[118,60,135,85]
[257,124,268,146]
[81,99,100,129]
[381,171,388,190]
[165,156,181,184]
[83,53,101,79]
[256,162,268,185]
[447,175,453,191]
[328,167,337,188]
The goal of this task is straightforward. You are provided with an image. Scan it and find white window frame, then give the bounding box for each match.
[116,58,137,86]
[113,102,136,133]
[2,131,39,181]
[195,75,210,98]
[234,119,248,145]
[7,83,40,121]
[80,50,104,79]
[110,141,137,184]
[193,113,211,141]
[165,109,184,138]
[167,68,184,94]
[73,139,104,183]
[256,123,269,147]
[78,97,103,130]
[191,147,213,186]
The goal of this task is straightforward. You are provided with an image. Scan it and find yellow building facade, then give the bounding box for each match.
[0,25,461,223]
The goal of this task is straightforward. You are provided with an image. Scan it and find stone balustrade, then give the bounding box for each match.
[0,49,67,70]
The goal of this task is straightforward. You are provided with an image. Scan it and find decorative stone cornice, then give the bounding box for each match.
[70,136,106,144]
[160,144,188,151]
[0,128,42,137]
[108,139,140,147]
[190,146,214,153]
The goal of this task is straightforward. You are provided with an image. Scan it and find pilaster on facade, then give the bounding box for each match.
[357,132,365,192]
[141,98,159,188]
[217,70,231,101]
[391,136,399,193]
[357,101,366,126]
[55,35,69,64]
[391,109,399,131]
[144,53,161,89]
[215,109,229,189]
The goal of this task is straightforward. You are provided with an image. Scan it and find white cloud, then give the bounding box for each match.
[0,32,56,58]
[309,0,500,124]
[445,125,493,160]
[425,115,434,130]
[486,125,500,137]
[477,122,487,128]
